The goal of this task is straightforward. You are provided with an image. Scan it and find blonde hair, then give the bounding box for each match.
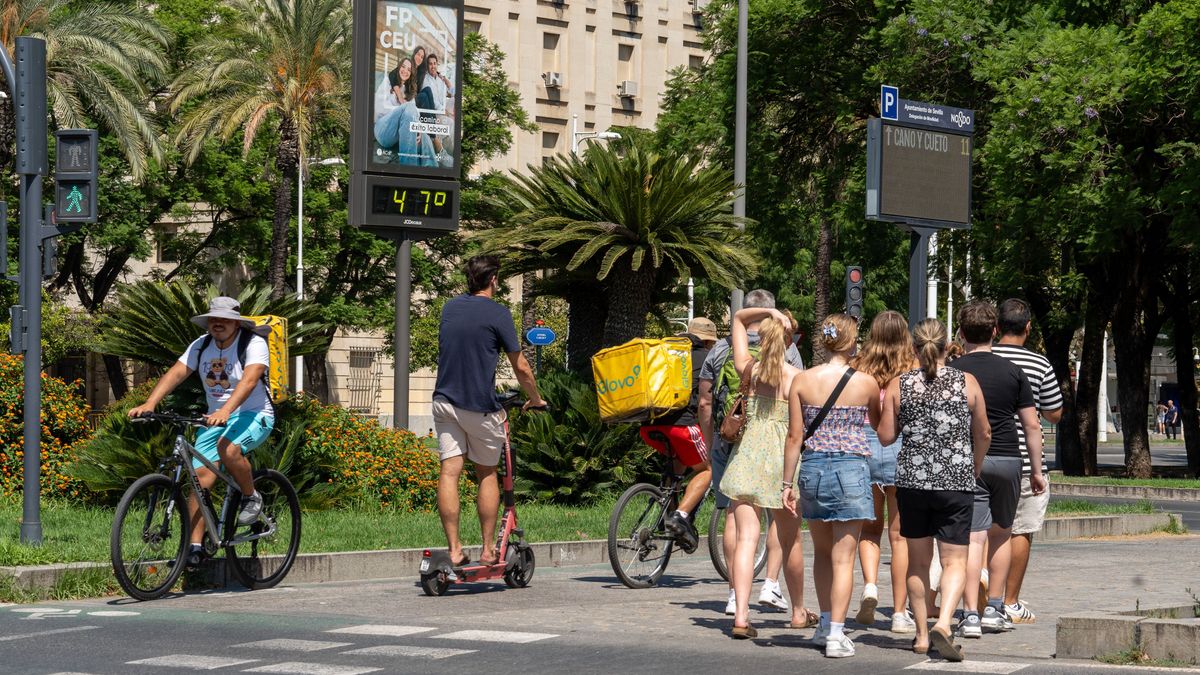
[852,310,914,387]
[754,317,788,387]
[820,313,858,355]
[912,318,948,380]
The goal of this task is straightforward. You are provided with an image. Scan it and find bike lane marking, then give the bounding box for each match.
[0,625,100,642]
[430,629,559,643]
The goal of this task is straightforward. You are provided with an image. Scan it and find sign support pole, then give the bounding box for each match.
[729,0,748,319]
[908,226,935,330]
[393,233,411,430]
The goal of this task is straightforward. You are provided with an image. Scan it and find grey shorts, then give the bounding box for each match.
[432,398,508,467]
[971,456,1022,531]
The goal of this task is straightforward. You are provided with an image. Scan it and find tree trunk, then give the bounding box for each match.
[566,288,606,375]
[1074,297,1109,476]
[520,271,538,370]
[104,354,129,400]
[304,351,331,403]
[271,117,301,300]
[810,215,832,365]
[1170,262,1199,477]
[1028,269,1085,474]
[602,263,654,347]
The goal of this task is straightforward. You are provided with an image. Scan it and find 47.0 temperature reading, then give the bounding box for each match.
[371,185,455,219]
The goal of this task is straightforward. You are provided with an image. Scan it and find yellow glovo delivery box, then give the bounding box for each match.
[591,337,692,423]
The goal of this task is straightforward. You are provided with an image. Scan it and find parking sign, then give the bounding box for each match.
[881,85,899,120]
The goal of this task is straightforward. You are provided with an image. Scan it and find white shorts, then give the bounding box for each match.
[1011,474,1050,535]
[433,399,508,467]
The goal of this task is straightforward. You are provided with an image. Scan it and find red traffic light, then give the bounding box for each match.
[848,268,862,283]
[534,319,545,326]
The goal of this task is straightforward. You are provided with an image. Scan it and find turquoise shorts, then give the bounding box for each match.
[193,411,275,469]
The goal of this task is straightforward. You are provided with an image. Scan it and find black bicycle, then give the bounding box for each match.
[110,412,301,601]
[607,429,768,588]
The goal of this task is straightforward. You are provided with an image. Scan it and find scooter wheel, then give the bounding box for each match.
[503,546,535,588]
[420,572,450,596]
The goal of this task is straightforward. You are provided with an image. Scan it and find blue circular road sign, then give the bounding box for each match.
[526,327,556,346]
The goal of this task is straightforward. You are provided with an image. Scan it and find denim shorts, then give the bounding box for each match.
[864,424,900,488]
[710,438,732,509]
[799,451,874,522]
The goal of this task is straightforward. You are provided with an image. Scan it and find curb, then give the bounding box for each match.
[1058,604,1200,663]
[1051,482,1200,502]
[1,512,1183,594]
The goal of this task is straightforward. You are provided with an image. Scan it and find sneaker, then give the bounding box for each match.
[855,583,878,625]
[824,633,856,658]
[981,605,1015,632]
[169,546,204,571]
[725,589,737,616]
[810,624,830,647]
[890,610,917,634]
[664,512,698,554]
[237,492,263,526]
[957,614,982,639]
[1005,601,1037,624]
[758,580,790,611]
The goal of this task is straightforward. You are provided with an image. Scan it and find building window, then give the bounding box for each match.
[542,32,561,72]
[618,43,635,80]
[156,227,180,264]
[465,20,482,34]
[689,55,704,71]
[542,131,560,150]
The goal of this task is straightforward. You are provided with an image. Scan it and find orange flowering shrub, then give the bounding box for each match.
[0,354,91,499]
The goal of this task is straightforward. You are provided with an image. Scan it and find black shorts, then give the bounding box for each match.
[972,456,1022,531]
[896,487,974,545]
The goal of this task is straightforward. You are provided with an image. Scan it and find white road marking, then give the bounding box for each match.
[242,663,381,675]
[431,629,559,643]
[325,624,435,637]
[905,661,1029,674]
[87,610,141,617]
[234,639,353,652]
[126,655,261,670]
[11,608,81,620]
[0,626,100,642]
[11,607,65,613]
[341,645,476,659]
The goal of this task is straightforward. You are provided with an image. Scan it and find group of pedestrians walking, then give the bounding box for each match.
[698,292,1062,661]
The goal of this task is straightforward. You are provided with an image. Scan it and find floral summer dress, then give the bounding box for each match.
[720,394,795,509]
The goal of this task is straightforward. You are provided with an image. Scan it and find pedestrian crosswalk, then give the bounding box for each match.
[119,624,560,672]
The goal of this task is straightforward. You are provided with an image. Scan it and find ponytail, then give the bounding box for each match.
[755,318,787,387]
[912,318,948,380]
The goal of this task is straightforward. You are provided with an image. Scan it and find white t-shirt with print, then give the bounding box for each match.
[179,331,274,417]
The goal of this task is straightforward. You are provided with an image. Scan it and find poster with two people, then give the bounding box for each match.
[370,0,459,170]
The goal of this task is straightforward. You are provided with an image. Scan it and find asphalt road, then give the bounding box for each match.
[1043,440,1191,469]
[2,536,1197,675]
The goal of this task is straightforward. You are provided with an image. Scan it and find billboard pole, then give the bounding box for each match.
[393,233,411,429]
[729,0,747,319]
[908,227,934,329]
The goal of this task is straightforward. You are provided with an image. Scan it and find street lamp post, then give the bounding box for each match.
[571,114,621,153]
[296,156,345,394]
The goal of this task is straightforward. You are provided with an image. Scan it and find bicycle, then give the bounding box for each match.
[110,412,301,601]
[607,429,768,588]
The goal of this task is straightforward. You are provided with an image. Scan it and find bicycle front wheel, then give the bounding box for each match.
[224,469,301,590]
[607,483,674,588]
[111,473,189,601]
[708,504,770,582]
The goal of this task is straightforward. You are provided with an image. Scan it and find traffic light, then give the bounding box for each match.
[845,266,864,320]
[54,129,97,223]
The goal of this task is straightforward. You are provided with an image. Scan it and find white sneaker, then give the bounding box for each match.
[890,610,917,634]
[981,605,1015,632]
[810,624,830,646]
[824,633,855,658]
[758,580,790,611]
[1005,601,1037,624]
[724,589,736,616]
[855,582,878,625]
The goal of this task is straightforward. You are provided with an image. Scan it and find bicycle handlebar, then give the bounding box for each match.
[130,412,210,428]
[497,390,549,413]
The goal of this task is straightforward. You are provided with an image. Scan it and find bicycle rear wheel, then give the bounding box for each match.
[708,504,770,582]
[111,473,189,601]
[224,469,301,590]
[608,483,674,588]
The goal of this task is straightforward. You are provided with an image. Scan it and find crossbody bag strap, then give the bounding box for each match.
[804,366,856,443]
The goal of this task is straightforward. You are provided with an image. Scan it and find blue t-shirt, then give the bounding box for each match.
[432,294,521,413]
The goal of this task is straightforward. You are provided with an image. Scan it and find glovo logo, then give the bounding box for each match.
[597,364,641,395]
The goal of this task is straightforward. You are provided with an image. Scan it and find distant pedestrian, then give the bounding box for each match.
[877,318,991,661]
[951,300,1045,638]
[1166,400,1181,440]
[850,310,919,633]
[993,299,1064,625]
[1156,401,1168,436]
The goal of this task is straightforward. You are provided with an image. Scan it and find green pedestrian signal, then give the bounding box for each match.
[54,129,97,223]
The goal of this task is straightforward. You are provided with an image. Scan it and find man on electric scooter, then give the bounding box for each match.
[433,255,547,567]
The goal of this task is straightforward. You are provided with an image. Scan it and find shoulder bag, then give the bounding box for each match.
[718,361,756,443]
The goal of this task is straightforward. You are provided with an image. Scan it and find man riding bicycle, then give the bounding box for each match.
[638,317,717,553]
[128,297,275,567]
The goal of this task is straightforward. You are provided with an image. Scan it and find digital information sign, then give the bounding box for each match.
[349,0,463,234]
[866,93,975,229]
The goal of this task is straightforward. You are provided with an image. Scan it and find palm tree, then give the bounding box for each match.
[0,0,169,178]
[169,0,351,298]
[480,136,756,366]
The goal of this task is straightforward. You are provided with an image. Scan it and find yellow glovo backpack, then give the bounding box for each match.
[591,337,692,423]
[197,315,289,404]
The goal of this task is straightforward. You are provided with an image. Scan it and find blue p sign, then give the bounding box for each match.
[881,85,899,120]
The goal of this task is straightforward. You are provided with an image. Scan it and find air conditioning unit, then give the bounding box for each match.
[542,71,563,88]
[617,80,639,98]
[690,0,709,12]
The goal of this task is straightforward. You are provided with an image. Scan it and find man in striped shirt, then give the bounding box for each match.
[993,298,1064,625]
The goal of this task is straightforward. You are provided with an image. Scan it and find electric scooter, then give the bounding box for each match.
[419,391,547,595]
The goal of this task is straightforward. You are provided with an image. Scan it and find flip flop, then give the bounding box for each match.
[912,637,929,655]
[788,609,820,629]
[450,552,471,567]
[930,627,963,662]
[478,552,501,566]
[731,624,758,639]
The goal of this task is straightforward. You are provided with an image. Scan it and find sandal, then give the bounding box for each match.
[788,608,820,629]
[450,552,471,567]
[930,627,963,662]
[731,623,758,640]
[912,637,929,655]
[478,552,501,566]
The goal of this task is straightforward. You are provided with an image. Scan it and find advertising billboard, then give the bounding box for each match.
[866,118,973,229]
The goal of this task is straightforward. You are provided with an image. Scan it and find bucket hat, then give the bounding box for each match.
[687,317,719,342]
[191,296,256,330]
